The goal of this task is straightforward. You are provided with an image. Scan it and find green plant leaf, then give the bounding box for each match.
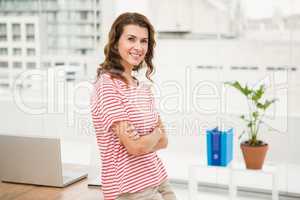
[258,99,277,110]
[244,85,252,96]
[252,111,259,119]
[226,81,252,97]
[252,85,264,102]
[247,122,252,128]
[225,81,279,143]
[256,102,264,109]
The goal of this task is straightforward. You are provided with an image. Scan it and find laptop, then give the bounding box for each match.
[0,134,88,187]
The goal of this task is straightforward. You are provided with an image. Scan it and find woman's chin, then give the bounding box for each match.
[130,61,142,66]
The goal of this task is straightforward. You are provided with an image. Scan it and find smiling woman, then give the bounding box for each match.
[118,24,149,73]
[97,12,156,87]
[91,12,177,200]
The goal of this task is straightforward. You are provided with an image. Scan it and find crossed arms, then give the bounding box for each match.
[111,118,168,156]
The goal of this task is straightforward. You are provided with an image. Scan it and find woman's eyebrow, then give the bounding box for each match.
[127,34,148,40]
[127,34,137,38]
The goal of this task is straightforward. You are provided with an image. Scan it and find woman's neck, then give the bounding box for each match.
[122,70,137,86]
[123,70,132,79]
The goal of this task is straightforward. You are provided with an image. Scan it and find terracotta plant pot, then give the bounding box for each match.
[240,141,268,170]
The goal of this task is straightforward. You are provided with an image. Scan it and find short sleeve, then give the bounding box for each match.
[91,81,129,133]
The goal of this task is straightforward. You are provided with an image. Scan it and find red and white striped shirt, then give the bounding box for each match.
[90,73,168,200]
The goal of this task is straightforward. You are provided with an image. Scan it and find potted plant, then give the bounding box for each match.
[226,81,277,169]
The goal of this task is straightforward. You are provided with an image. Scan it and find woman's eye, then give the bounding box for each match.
[128,37,135,41]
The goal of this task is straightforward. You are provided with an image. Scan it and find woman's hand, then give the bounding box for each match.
[125,124,140,140]
[151,117,168,151]
[111,121,161,156]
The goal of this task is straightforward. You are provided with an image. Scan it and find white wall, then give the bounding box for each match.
[100,0,233,42]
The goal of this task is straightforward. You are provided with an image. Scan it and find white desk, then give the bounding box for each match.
[228,162,279,200]
[188,162,279,200]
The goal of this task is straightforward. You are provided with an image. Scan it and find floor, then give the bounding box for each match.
[172,181,300,200]
[1,179,299,200]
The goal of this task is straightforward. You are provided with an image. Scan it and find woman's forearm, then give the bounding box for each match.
[138,127,162,153]
[123,117,167,155]
[151,117,168,152]
[151,134,168,151]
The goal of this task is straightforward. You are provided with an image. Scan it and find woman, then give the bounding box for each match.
[90,12,177,200]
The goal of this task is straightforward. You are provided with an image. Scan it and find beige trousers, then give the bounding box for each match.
[117,180,177,200]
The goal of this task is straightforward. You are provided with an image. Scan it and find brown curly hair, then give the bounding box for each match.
[97,12,156,84]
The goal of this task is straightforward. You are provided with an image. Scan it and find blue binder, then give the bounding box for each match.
[212,129,221,165]
[220,128,233,166]
[206,127,233,166]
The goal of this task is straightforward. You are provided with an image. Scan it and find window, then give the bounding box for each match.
[0,61,8,68]
[26,24,35,34]
[0,74,9,79]
[80,11,88,20]
[13,62,22,69]
[80,49,87,55]
[12,23,21,41]
[47,12,57,21]
[55,62,64,66]
[0,48,8,55]
[13,48,22,55]
[0,23,7,41]
[0,83,9,87]
[26,35,35,42]
[69,62,80,67]
[27,48,35,56]
[26,62,36,69]
[42,62,51,68]
[57,12,67,20]
[26,24,35,42]
[48,37,58,47]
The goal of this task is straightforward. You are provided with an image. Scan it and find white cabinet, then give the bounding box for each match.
[151,0,192,32]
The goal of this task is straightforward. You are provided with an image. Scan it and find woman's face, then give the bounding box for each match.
[117,24,149,71]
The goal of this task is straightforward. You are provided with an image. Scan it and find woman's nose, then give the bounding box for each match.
[133,42,142,50]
